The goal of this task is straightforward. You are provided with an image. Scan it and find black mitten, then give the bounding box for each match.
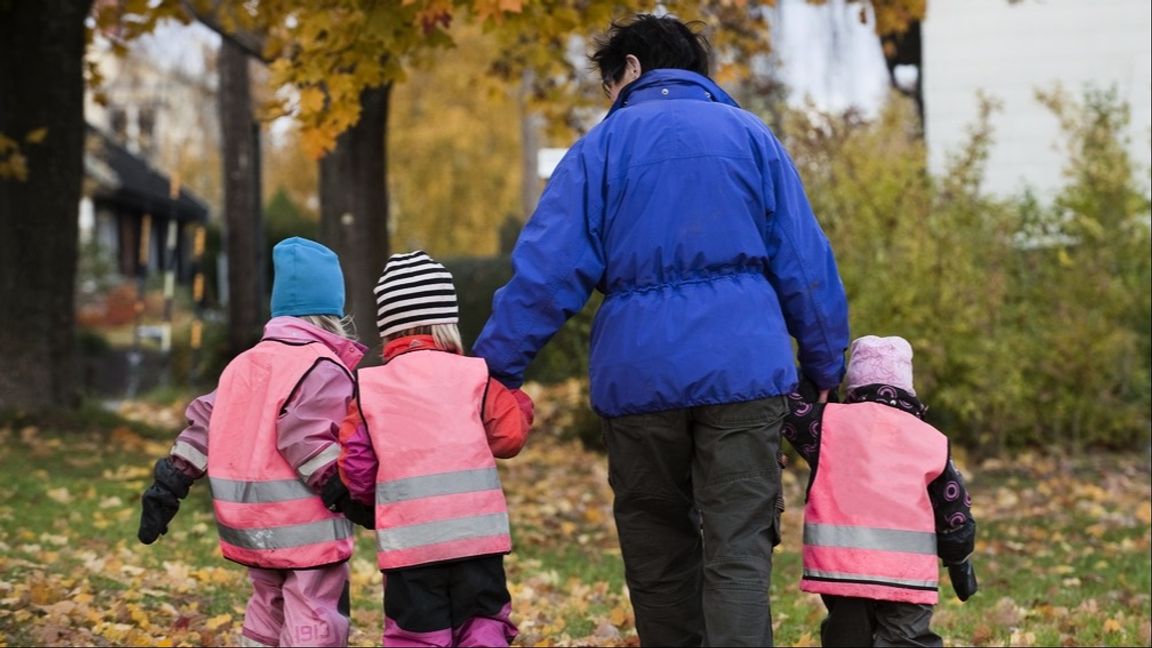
[948,560,979,601]
[320,473,375,529]
[320,472,351,512]
[343,500,376,530]
[138,458,194,544]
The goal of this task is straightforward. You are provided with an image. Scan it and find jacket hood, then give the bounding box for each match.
[605,69,740,119]
[262,316,367,370]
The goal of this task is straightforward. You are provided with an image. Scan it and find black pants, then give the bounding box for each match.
[820,595,942,647]
[603,397,788,647]
[383,554,514,642]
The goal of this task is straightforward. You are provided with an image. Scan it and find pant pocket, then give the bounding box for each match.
[770,493,785,547]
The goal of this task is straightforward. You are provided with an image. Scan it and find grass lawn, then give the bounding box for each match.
[0,402,1148,646]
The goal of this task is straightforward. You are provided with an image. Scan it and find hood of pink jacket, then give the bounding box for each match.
[263,316,367,371]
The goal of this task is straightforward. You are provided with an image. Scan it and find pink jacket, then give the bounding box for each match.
[208,336,355,568]
[355,344,515,569]
[338,335,530,506]
[801,402,948,604]
[169,317,366,491]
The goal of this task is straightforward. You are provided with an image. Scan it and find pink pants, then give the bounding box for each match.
[241,562,350,647]
[383,602,517,647]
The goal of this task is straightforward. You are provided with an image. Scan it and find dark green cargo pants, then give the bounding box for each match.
[602,397,788,647]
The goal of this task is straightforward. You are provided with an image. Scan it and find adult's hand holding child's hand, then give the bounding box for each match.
[510,388,535,427]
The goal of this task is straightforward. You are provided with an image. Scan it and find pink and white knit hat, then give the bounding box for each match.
[844,335,916,396]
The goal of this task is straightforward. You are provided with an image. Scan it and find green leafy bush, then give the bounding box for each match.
[784,90,1150,451]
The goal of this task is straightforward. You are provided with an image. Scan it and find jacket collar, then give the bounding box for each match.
[262,316,367,370]
[605,69,740,119]
[381,334,442,362]
[845,384,927,419]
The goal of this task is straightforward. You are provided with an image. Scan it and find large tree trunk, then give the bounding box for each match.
[218,39,264,357]
[319,83,391,345]
[0,1,93,411]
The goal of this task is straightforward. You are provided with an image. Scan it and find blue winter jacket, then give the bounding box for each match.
[473,69,849,417]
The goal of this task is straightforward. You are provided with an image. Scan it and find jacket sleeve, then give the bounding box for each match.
[472,142,606,387]
[760,135,849,391]
[337,397,378,505]
[482,378,531,459]
[276,360,355,490]
[168,390,215,479]
[929,448,977,565]
[781,392,823,469]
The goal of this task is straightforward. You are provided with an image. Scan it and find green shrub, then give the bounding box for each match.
[781,90,1150,451]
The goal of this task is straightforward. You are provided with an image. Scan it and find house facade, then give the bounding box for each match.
[923,0,1152,200]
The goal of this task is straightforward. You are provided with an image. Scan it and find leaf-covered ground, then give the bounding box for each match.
[1,387,1149,647]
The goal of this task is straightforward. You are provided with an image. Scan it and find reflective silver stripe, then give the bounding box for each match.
[377,512,509,552]
[171,441,208,471]
[210,477,316,503]
[376,467,502,504]
[803,568,937,589]
[298,444,341,481]
[804,523,936,555]
[218,518,353,550]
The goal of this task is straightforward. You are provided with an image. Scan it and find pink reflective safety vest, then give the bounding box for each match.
[801,402,948,604]
[207,339,354,569]
[357,350,511,570]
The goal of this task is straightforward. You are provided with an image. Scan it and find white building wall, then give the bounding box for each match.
[923,0,1152,200]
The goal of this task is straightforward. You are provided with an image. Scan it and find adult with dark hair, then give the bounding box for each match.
[473,13,849,646]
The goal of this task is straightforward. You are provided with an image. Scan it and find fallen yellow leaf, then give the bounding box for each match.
[45,488,72,504]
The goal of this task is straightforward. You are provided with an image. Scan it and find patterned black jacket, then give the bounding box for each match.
[783,384,976,565]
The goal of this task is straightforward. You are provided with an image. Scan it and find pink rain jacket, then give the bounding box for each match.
[168,318,366,569]
[801,402,948,604]
[339,335,529,571]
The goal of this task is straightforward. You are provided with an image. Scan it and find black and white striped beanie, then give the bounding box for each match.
[374,251,459,338]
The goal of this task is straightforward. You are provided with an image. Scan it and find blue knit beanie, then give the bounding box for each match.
[270,237,345,317]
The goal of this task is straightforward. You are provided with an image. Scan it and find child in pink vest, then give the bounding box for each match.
[338,251,532,648]
[137,237,374,647]
[785,335,978,647]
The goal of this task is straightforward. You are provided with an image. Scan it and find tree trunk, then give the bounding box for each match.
[882,19,924,130]
[218,39,264,357]
[0,1,93,411]
[319,83,391,345]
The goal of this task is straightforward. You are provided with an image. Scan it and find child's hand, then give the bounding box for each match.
[510,388,535,427]
[343,501,376,530]
[138,485,179,544]
[948,560,978,601]
[137,458,192,544]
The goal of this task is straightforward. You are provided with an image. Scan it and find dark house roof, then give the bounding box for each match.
[85,125,209,223]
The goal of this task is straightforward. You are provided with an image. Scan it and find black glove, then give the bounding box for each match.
[138,458,194,545]
[320,473,375,529]
[343,500,376,530]
[948,560,978,601]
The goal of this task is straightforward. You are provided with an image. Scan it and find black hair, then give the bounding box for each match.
[590,14,712,96]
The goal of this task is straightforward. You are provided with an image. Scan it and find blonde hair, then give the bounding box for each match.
[384,323,464,354]
[299,314,358,340]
